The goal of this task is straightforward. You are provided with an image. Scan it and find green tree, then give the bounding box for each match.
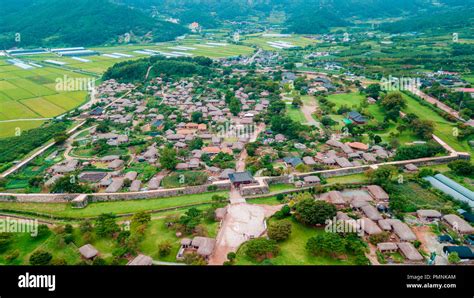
[244,238,280,262]
[306,232,346,257]
[294,199,337,226]
[158,241,173,257]
[229,98,241,116]
[191,111,203,123]
[95,213,120,238]
[160,147,178,170]
[267,220,292,241]
[448,160,474,176]
[365,165,397,185]
[29,250,53,265]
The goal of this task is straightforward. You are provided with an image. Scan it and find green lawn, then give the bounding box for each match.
[0,229,81,265]
[0,191,228,219]
[402,93,472,154]
[139,216,219,263]
[235,218,360,265]
[286,106,306,123]
[247,196,281,205]
[327,92,366,109]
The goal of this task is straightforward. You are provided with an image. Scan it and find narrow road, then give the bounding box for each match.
[0,120,86,178]
[63,125,98,161]
[0,118,52,123]
[300,96,321,128]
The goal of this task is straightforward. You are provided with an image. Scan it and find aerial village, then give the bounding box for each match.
[0,28,473,266]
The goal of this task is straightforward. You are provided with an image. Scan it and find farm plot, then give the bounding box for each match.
[0,57,91,137]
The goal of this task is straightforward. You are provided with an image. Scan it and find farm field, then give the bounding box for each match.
[241,33,317,51]
[0,191,228,218]
[0,37,254,138]
[0,57,92,138]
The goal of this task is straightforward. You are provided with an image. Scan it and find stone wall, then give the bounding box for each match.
[0,182,231,203]
[240,183,270,196]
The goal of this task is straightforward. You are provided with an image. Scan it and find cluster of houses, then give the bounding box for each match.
[279,140,393,173]
[322,184,474,264]
[319,185,426,263]
[44,71,275,193]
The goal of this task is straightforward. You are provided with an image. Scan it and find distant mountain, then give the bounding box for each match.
[0,0,188,48]
[380,7,474,34]
[119,0,451,34]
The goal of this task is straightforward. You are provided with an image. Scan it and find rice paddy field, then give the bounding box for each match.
[241,33,318,51]
[0,56,92,137]
[0,35,254,138]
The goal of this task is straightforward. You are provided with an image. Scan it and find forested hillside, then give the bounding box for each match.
[0,0,187,48]
[103,56,215,83]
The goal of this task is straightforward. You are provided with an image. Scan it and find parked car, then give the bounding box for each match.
[438,234,455,244]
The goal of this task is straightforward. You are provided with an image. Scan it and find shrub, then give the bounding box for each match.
[448,252,461,264]
[183,252,207,265]
[267,220,292,242]
[448,160,474,176]
[5,250,19,262]
[368,232,390,245]
[51,258,68,265]
[158,241,172,257]
[227,252,236,262]
[92,257,107,266]
[244,238,280,262]
[273,205,291,219]
[29,250,53,265]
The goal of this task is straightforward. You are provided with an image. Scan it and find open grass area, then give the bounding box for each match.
[0,229,81,265]
[235,217,360,265]
[0,207,219,265]
[0,191,228,219]
[140,216,219,263]
[286,106,306,123]
[402,93,472,154]
[247,196,281,205]
[326,173,368,184]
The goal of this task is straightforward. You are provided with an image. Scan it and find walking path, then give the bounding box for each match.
[208,203,281,265]
[412,88,463,121]
[300,96,321,128]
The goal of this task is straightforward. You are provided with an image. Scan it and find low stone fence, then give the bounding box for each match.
[240,182,270,196]
[0,182,231,203]
[0,153,467,204]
